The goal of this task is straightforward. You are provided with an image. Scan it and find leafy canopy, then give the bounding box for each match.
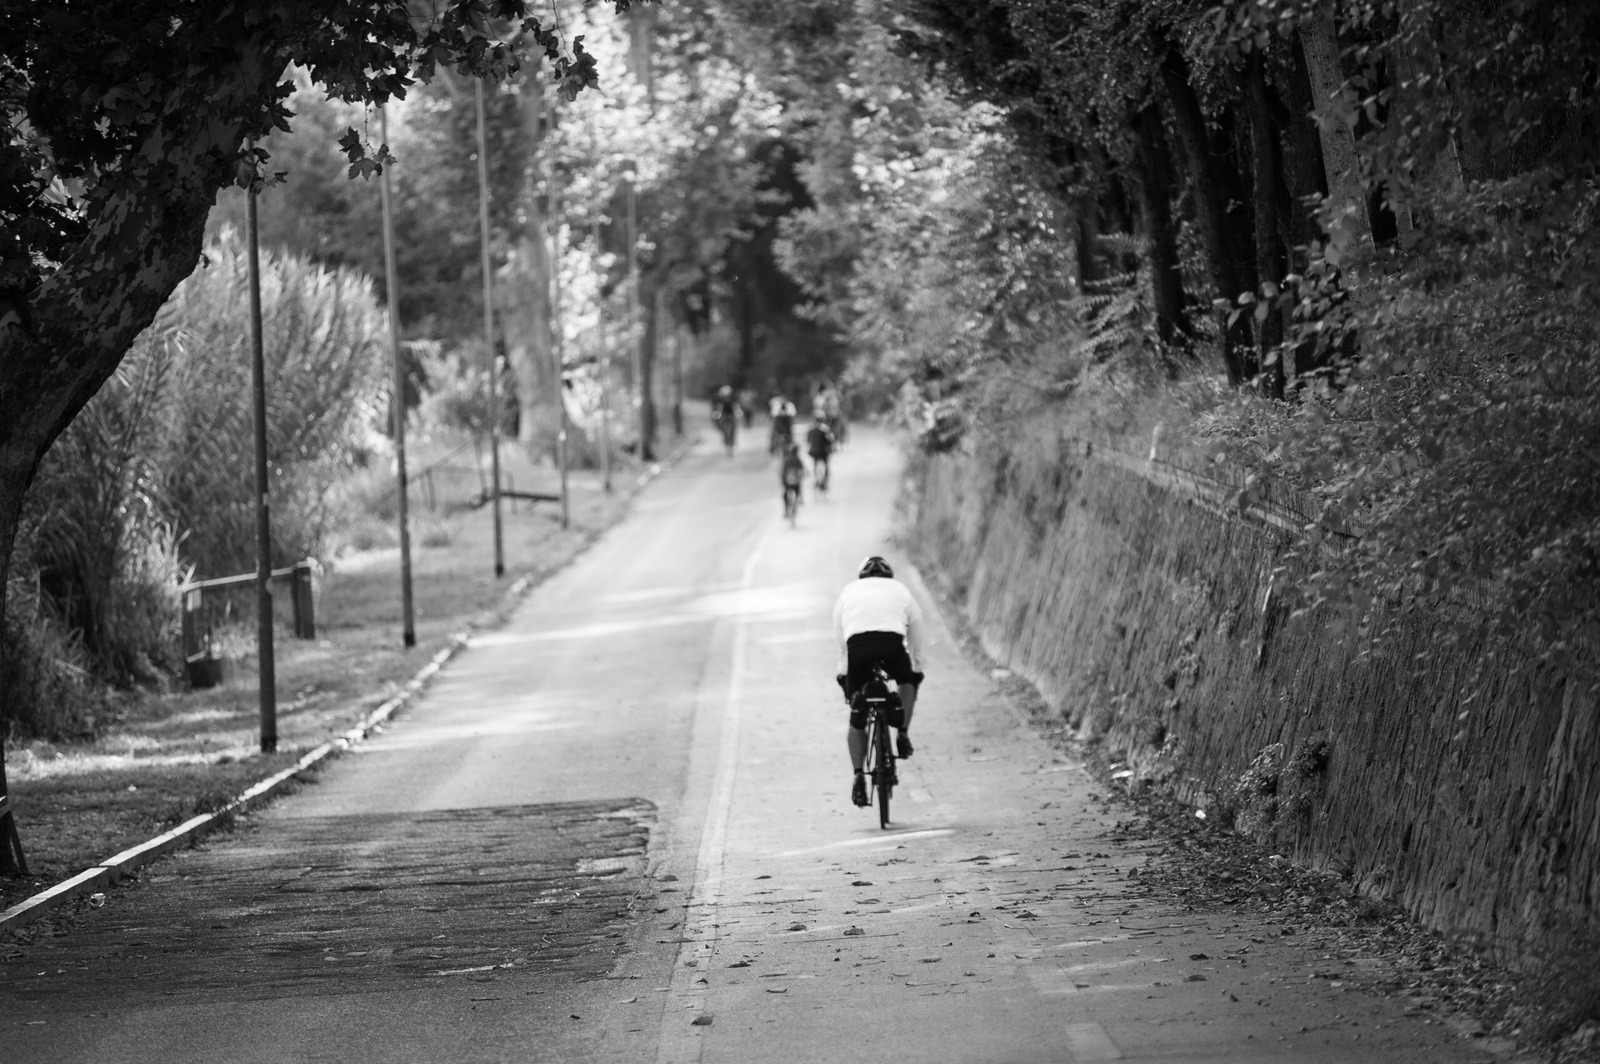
[0,0,627,311]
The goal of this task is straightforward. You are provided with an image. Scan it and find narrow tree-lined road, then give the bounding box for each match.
[2,425,1494,1063]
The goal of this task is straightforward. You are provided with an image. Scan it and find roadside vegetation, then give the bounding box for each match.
[0,451,636,913]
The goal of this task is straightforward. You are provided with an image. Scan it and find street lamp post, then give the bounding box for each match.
[379,104,416,648]
[593,216,613,493]
[475,79,504,577]
[246,148,277,753]
[546,89,569,529]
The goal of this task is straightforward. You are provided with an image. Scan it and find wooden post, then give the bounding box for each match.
[379,105,416,648]
[292,560,316,639]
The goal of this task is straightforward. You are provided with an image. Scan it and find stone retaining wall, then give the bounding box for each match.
[906,431,1598,964]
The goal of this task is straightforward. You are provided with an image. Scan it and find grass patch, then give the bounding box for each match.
[2,459,643,912]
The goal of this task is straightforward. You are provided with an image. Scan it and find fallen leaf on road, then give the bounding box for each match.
[1189,953,1209,960]
[755,874,771,880]
[766,987,788,994]
[852,880,873,886]
[728,961,751,968]
[691,1015,713,1026]
[960,855,993,862]
[843,927,865,936]
[786,923,807,932]
[920,956,942,963]
[620,997,638,1003]
[1185,974,1207,982]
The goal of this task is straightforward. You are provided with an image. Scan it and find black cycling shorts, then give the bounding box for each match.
[843,632,924,698]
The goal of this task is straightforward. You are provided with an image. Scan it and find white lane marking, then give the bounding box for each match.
[1057,956,1148,974]
[773,827,954,858]
[655,517,778,1064]
[1062,1022,1123,1059]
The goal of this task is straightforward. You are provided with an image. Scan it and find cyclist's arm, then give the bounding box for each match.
[833,595,848,676]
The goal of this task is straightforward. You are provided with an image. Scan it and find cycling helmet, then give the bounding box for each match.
[859,555,894,579]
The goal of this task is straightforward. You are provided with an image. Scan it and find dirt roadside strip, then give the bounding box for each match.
[0,449,692,939]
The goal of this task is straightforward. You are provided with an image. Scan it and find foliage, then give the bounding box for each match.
[719,0,1600,672]
[11,227,385,715]
[158,229,391,578]
[0,579,115,742]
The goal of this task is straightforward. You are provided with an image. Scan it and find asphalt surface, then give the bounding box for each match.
[0,422,1498,1063]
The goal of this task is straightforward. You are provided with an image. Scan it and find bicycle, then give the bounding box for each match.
[852,665,901,828]
[783,480,802,526]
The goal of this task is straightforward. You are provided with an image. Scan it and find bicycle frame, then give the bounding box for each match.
[855,665,900,828]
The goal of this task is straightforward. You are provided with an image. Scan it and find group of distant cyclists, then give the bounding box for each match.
[709,383,924,812]
[709,380,845,522]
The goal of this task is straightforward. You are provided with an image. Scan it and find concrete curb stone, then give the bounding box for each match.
[0,434,697,939]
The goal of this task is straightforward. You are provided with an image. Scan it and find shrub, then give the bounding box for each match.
[0,575,109,740]
[24,325,188,689]
[157,227,389,578]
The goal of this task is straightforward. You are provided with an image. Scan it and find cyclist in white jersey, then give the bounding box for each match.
[834,556,925,806]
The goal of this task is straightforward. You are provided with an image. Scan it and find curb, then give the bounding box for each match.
[0,431,698,940]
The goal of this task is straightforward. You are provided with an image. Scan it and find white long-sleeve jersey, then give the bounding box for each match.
[833,577,926,674]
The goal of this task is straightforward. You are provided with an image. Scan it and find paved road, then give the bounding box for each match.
[1,423,1493,1063]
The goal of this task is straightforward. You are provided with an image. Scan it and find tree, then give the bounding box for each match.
[0,0,626,875]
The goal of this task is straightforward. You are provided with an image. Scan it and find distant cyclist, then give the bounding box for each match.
[711,385,738,454]
[834,556,925,807]
[814,381,845,447]
[780,440,806,520]
[770,394,797,454]
[806,417,835,493]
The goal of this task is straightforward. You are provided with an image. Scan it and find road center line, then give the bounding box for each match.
[655,514,778,1064]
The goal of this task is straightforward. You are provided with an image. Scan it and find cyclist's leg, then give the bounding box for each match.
[897,682,918,731]
[847,724,867,772]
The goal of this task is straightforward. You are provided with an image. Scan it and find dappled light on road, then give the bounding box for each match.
[468,580,824,647]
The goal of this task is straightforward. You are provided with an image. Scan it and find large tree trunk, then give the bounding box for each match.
[0,41,289,870]
[1131,102,1190,352]
[1298,6,1372,254]
[502,71,559,450]
[1246,52,1290,399]
[638,277,659,460]
[1158,39,1256,384]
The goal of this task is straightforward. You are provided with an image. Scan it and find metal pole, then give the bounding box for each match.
[475,80,505,577]
[246,152,277,754]
[379,105,416,648]
[547,91,570,529]
[673,318,684,437]
[593,216,612,493]
[626,171,644,455]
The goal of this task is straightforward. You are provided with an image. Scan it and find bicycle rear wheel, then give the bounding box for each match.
[871,714,893,828]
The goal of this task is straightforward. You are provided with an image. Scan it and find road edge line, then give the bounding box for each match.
[652,511,778,1063]
[0,433,699,940]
